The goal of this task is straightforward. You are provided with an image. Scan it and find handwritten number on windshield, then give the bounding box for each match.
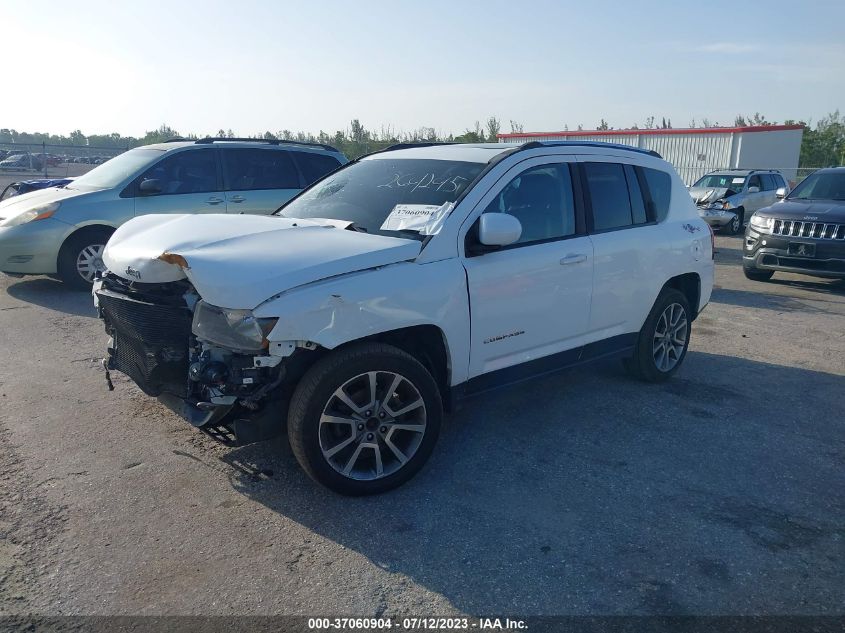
[378,173,468,193]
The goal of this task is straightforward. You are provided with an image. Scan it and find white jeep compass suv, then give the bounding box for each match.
[95,141,714,495]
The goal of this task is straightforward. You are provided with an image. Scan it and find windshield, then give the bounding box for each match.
[788,171,845,201]
[693,174,746,189]
[66,148,164,191]
[277,158,485,237]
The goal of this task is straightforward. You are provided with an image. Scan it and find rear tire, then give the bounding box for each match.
[57,228,113,290]
[623,288,691,383]
[743,267,774,282]
[287,342,443,495]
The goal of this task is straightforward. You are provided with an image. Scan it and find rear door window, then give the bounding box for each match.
[223,148,300,191]
[760,174,777,191]
[292,151,342,186]
[137,149,219,196]
[583,162,634,231]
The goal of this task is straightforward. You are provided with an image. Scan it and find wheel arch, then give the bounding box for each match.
[57,223,117,260]
[662,272,701,319]
[283,324,454,413]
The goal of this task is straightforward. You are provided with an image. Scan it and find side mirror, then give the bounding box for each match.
[139,178,162,195]
[776,187,787,199]
[478,213,522,247]
[747,186,760,194]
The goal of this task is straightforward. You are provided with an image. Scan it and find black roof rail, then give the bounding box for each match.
[360,142,460,158]
[381,142,459,152]
[519,140,662,159]
[182,137,340,152]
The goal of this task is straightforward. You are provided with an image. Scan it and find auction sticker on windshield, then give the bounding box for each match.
[381,204,445,231]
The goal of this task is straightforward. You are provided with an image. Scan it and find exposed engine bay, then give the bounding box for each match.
[94,272,298,444]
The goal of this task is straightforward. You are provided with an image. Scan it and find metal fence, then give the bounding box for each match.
[0,142,128,178]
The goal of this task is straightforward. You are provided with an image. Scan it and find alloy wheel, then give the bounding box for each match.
[652,303,688,372]
[319,371,427,481]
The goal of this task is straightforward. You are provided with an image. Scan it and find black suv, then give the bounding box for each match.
[743,167,845,281]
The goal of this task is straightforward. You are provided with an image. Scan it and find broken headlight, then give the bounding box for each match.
[192,300,278,352]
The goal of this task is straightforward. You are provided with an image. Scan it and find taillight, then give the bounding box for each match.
[708,224,715,258]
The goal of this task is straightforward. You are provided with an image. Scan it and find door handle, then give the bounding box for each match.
[229,195,245,203]
[205,196,224,205]
[560,254,587,265]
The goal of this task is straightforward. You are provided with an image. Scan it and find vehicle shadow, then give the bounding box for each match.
[709,286,842,314]
[219,352,845,615]
[4,277,97,318]
[768,276,845,297]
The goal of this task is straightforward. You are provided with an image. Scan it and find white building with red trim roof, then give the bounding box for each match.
[497,124,804,185]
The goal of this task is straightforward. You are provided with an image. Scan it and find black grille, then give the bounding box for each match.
[97,289,193,397]
[772,219,845,240]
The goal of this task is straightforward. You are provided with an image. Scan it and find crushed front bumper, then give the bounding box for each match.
[95,274,287,445]
[698,208,737,228]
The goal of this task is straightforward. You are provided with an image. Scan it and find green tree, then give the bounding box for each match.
[799,111,845,167]
[485,116,501,142]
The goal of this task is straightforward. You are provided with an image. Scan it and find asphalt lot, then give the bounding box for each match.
[0,234,843,616]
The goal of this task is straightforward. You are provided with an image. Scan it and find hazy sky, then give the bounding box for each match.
[2,0,843,137]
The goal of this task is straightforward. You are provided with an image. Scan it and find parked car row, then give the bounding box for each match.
[0,152,43,171]
[65,155,111,164]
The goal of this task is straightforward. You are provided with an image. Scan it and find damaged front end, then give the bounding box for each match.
[94,272,291,445]
[689,187,740,227]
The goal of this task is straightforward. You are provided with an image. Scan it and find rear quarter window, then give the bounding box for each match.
[641,167,672,222]
[293,151,342,186]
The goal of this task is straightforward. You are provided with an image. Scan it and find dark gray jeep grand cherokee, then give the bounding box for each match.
[744,167,845,281]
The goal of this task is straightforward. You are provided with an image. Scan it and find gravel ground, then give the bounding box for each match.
[0,234,843,617]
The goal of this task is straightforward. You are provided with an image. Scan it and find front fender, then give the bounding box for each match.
[254,260,471,386]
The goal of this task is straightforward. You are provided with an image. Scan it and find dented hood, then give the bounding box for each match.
[102,214,422,309]
[688,186,733,205]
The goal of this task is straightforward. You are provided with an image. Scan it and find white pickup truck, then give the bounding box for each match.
[95,141,714,495]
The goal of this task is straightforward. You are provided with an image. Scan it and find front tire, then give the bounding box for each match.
[624,288,691,383]
[287,343,443,495]
[723,208,743,235]
[57,228,113,289]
